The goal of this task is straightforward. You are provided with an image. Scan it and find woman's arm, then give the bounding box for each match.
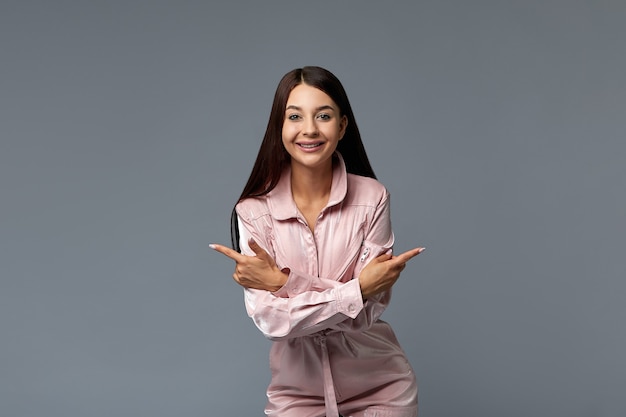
[233,218,364,340]
[210,191,423,340]
[239,192,420,339]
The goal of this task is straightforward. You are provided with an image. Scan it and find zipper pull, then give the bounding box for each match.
[360,247,370,262]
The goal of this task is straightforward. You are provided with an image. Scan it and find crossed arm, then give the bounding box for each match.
[209,238,424,300]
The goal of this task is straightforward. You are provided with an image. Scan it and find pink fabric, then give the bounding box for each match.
[236,153,418,417]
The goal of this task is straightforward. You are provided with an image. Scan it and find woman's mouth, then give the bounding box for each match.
[297,142,324,150]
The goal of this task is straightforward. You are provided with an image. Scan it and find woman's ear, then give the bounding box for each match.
[339,115,348,140]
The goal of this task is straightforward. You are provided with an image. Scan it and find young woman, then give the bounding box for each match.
[210,66,424,417]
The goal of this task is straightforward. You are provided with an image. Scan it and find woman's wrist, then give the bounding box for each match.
[269,268,289,292]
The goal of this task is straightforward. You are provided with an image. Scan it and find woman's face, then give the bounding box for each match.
[282,83,347,173]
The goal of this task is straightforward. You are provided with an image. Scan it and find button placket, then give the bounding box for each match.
[297,217,319,277]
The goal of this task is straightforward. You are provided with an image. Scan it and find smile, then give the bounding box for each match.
[297,142,324,149]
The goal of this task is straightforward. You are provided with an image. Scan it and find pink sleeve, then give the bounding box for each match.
[237,214,364,341]
[236,190,395,339]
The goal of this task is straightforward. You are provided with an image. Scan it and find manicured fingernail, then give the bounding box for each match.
[418,247,426,253]
[209,244,216,250]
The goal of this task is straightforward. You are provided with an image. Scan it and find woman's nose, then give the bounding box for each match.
[303,118,319,136]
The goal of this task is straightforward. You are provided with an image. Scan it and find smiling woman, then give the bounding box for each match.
[210,66,424,417]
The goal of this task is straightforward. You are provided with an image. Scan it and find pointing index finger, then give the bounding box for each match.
[393,247,425,263]
[209,243,244,262]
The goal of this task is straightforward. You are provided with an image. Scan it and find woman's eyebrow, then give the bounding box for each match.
[285,105,336,111]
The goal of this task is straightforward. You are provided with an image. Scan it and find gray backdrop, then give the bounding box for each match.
[1,1,625,416]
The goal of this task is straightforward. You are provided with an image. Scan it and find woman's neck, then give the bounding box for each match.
[290,161,333,204]
[289,160,334,230]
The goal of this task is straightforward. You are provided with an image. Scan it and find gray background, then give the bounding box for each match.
[1,1,625,416]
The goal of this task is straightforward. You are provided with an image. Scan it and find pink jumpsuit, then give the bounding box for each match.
[236,153,418,417]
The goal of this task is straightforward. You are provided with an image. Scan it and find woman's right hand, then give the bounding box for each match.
[210,239,288,292]
[358,247,425,299]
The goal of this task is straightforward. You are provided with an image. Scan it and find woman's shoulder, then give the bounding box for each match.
[345,173,390,206]
[235,196,271,222]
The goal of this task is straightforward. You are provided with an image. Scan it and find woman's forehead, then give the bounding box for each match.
[286,84,338,109]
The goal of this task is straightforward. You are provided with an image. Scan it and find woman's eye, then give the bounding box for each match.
[317,113,331,120]
[287,114,301,120]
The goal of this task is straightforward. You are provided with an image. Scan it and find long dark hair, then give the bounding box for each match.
[230,66,376,250]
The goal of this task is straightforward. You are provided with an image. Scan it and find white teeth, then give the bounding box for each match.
[299,143,321,148]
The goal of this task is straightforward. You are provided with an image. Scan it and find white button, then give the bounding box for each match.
[348,304,356,312]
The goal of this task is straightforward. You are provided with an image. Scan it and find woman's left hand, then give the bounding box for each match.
[358,247,425,299]
[210,239,288,292]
